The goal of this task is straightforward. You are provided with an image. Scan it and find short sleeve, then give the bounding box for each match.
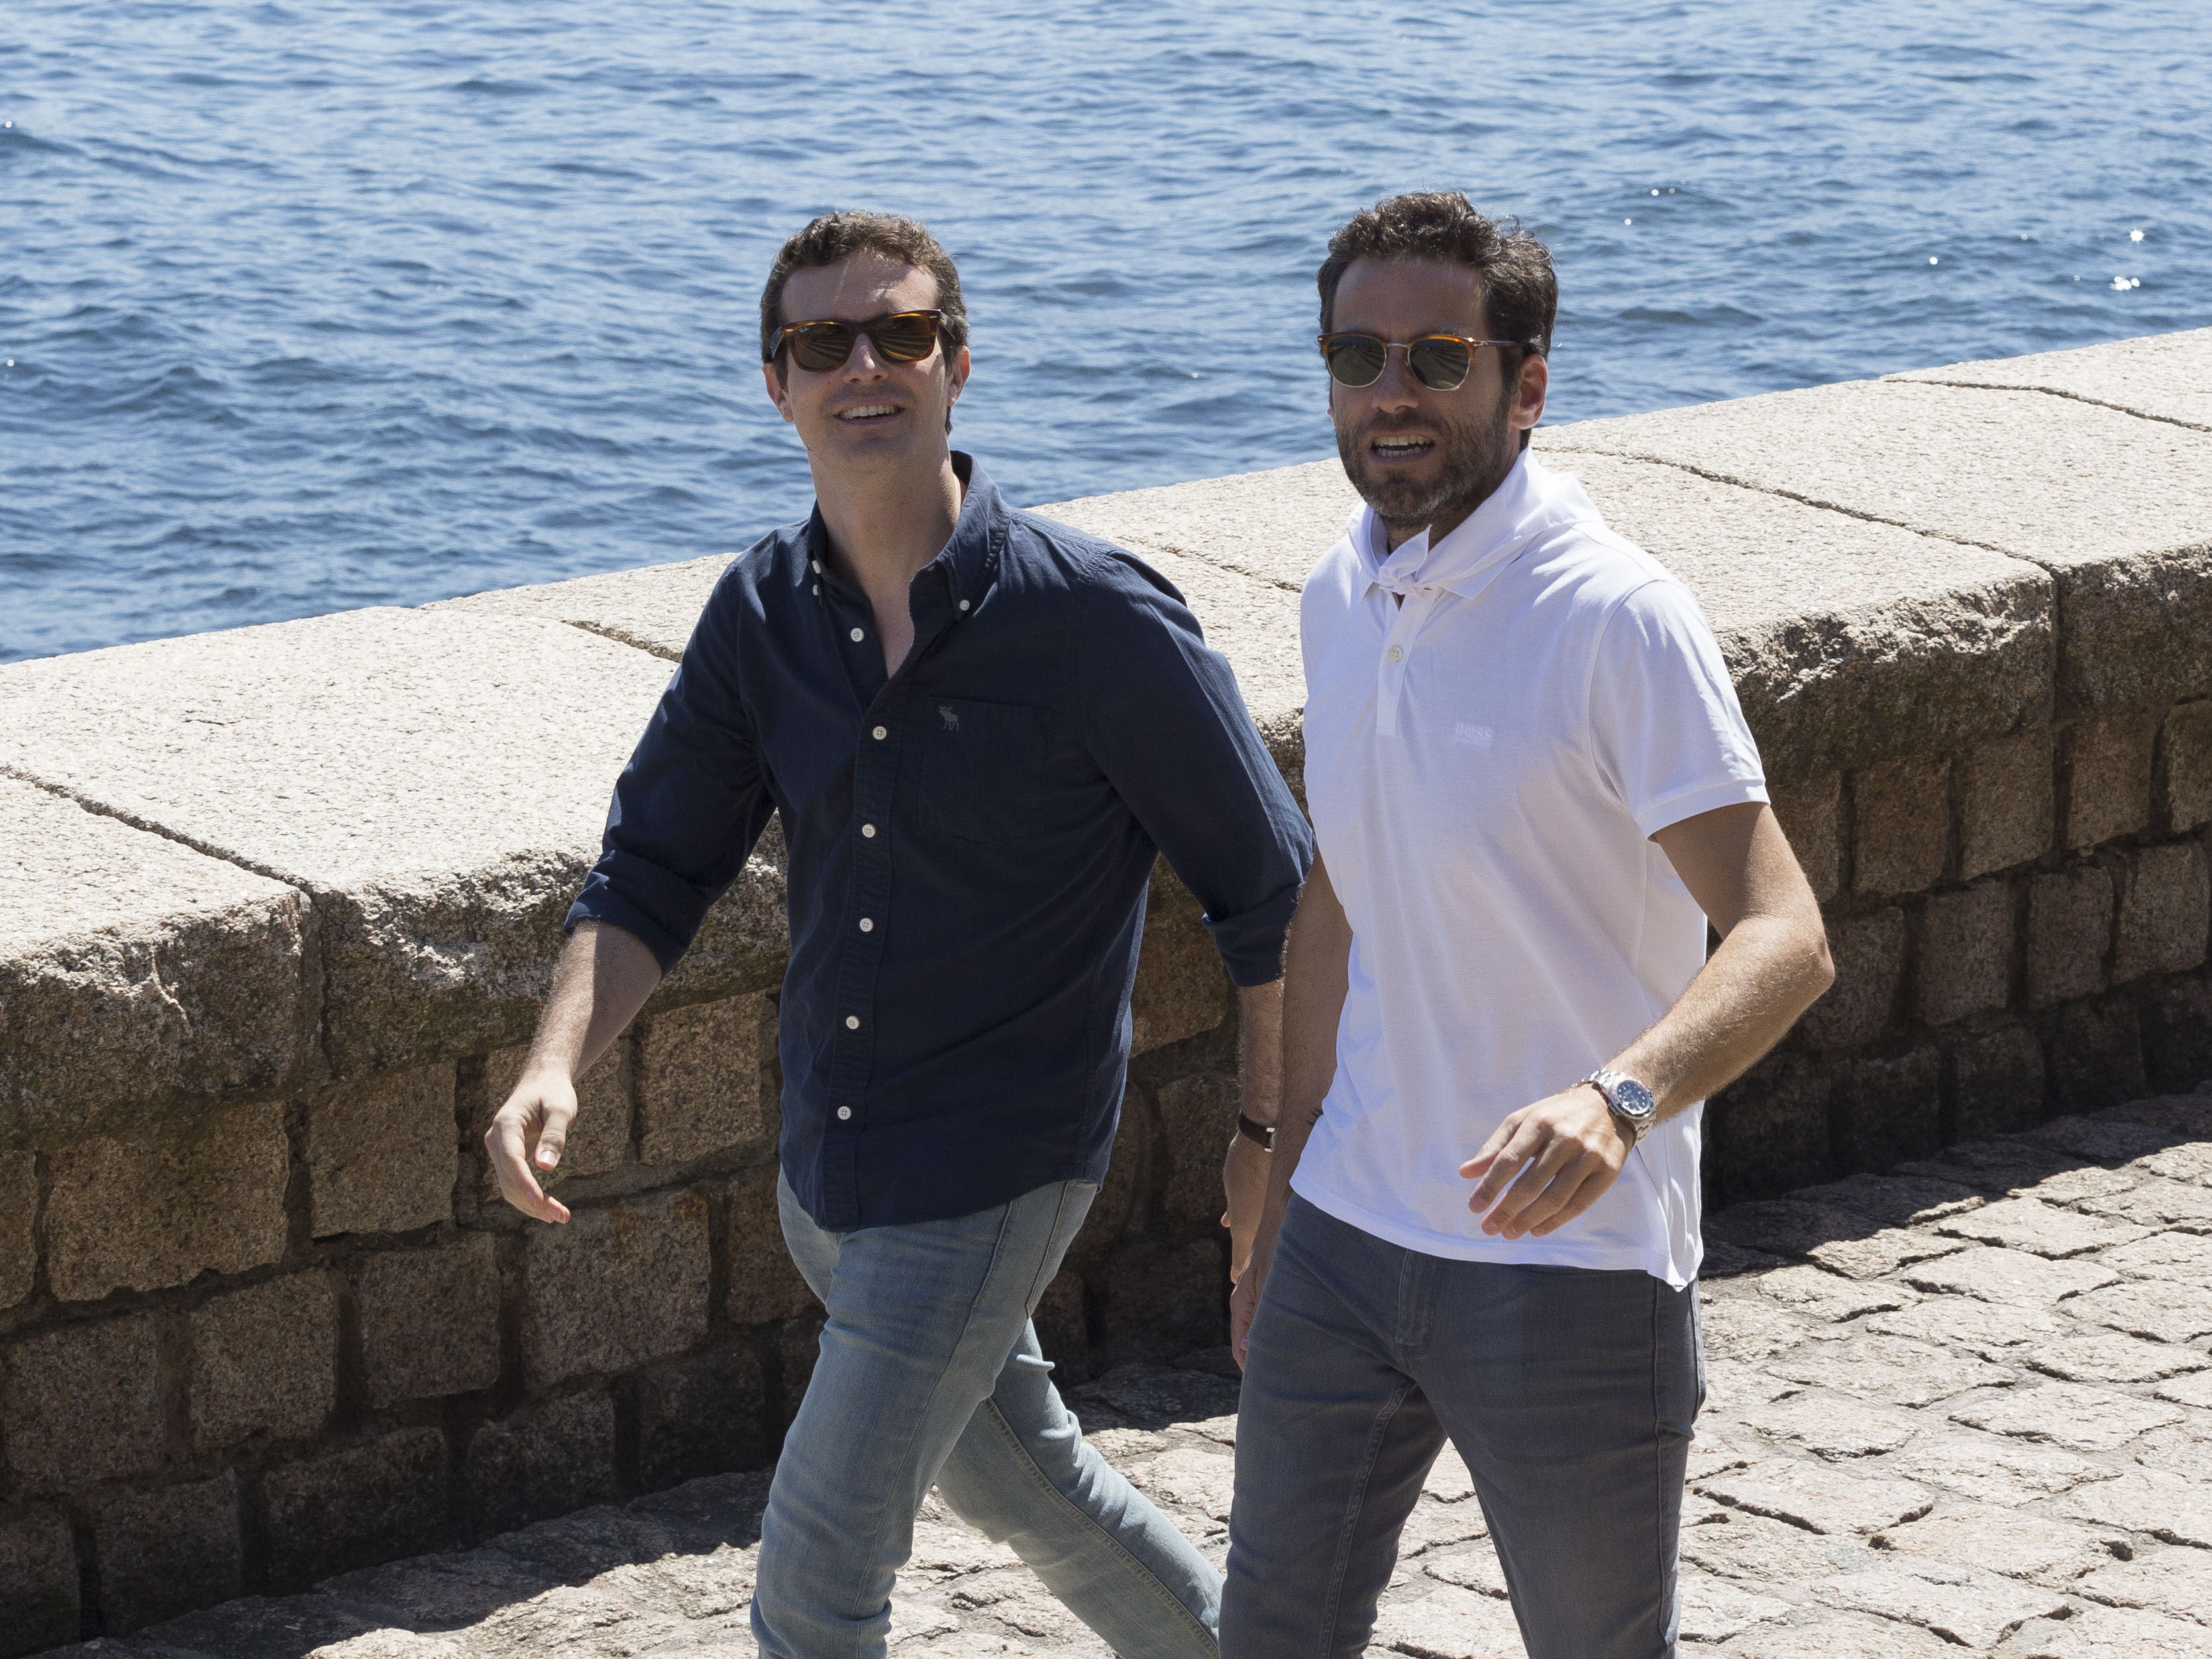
[1588,578,1768,838]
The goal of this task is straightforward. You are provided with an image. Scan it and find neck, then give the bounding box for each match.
[1379,445,1522,552]
[814,449,965,592]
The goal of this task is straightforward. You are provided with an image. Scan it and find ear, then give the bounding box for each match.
[762,360,796,425]
[945,342,971,407]
[1510,349,1548,435]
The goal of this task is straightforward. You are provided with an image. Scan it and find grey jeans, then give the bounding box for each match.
[1224,1194,1703,1659]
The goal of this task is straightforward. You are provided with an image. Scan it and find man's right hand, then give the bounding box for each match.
[486,1071,579,1224]
[1230,1232,1277,1368]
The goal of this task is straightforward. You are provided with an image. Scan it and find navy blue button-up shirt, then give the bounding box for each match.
[569,456,1312,1230]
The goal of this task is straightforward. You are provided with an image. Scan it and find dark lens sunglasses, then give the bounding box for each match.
[768,309,945,374]
[1318,331,1539,392]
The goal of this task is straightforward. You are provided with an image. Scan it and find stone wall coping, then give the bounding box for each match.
[5,329,2208,1141]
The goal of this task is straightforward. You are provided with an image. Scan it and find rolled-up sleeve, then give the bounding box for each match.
[566,582,776,973]
[1077,556,1314,985]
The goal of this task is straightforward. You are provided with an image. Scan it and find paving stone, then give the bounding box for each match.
[1864,1295,2068,1354]
[1738,1391,1925,1458]
[2102,1229,2212,1284]
[308,1064,459,1238]
[2032,1114,2187,1164]
[1697,1458,1934,1534]
[1371,1581,1528,1658]
[2005,1603,2212,1657]
[1873,1500,2123,1584]
[1395,1498,1493,1558]
[2023,1328,2210,1383]
[359,1235,501,1408]
[1932,1196,2150,1258]
[1712,1614,1957,1657]
[0,1507,80,1658]
[1707,1199,1965,1279]
[2079,1177,2212,1230]
[1424,1444,1477,1503]
[3,1311,166,1491]
[46,1102,290,1300]
[1422,1539,1508,1597]
[1700,1293,1821,1361]
[2019,1165,2146,1205]
[1899,1429,2105,1503]
[2065,1276,2212,1342]
[523,1187,711,1385]
[1676,1572,1795,1642]
[1680,1511,1877,1580]
[1898,1136,2080,1195]
[1950,1380,2185,1451]
[1791,1173,1986,1228]
[1704,1356,1801,1408]
[1765,1335,2013,1406]
[1809,1561,2068,1648]
[2135,1140,2212,1184]
[138,1592,382,1659]
[94,1473,243,1634]
[1126,1445,1236,1524]
[315,1545,561,1630]
[188,1270,339,1452]
[1701,1236,1789,1278]
[2105,1095,2212,1138]
[2076,1544,2212,1623]
[1750,1263,1919,1323]
[1900,1246,2121,1304]
[2064,1467,2212,1545]
[635,992,775,1165]
[2153,1369,2212,1408]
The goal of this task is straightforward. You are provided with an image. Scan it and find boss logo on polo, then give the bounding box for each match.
[1453,722,1495,749]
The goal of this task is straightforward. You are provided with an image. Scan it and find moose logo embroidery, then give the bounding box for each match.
[939,705,961,731]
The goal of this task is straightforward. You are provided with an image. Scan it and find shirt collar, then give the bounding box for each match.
[1358,449,1602,602]
[802,451,1004,612]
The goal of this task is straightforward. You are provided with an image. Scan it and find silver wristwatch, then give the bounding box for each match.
[1581,1068,1658,1147]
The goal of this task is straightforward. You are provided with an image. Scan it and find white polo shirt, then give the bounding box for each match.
[1290,451,1767,1287]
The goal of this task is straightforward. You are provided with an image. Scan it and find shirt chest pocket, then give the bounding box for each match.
[908,698,1050,845]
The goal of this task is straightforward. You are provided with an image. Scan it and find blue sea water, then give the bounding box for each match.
[3,0,2207,665]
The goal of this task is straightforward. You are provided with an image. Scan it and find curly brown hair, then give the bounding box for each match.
[759,209,969,374]
[1316,192,1555,359]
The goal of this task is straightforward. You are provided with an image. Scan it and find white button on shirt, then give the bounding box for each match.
[1289,453,1767,1289]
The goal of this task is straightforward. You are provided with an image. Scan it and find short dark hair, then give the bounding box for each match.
[1316,192,1555,358]
[759,209,969,369]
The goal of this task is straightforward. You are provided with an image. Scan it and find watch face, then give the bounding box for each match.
[1613,1077,1658,1120]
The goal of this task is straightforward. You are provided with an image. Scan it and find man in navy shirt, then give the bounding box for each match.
[488,211,1310,1658]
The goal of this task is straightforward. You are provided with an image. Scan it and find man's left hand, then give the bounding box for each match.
[1459,1085,1630,1240]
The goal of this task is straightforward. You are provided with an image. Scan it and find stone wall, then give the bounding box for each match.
[3,328,2210,1648]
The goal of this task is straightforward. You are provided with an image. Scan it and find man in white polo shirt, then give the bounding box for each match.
[1222,193,1836,1658]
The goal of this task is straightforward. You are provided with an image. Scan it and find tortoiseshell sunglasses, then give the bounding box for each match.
[1318,331,1540,392]
[768,309,945,373]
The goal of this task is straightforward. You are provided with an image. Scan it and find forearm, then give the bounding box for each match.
[1236,979,1285,1124]
[1253,859,1349,1253]
[521,919,665,1082]
[1611,910,1832,1119]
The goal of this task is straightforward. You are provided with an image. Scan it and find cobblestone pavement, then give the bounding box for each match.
[45,1091,2212,1659]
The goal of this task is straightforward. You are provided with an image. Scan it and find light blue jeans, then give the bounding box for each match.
[1225,1195,1703,1659]
[753,1171,1222,1659]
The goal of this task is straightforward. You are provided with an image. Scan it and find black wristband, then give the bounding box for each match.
[1236,1114,1276,1151]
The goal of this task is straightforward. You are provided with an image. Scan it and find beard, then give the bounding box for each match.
[1334,385,1518,543]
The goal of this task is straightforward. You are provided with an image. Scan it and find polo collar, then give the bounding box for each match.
[1361,451,1602,603]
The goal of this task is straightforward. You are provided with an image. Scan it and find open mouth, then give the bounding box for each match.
[1368,433,1436,461]
[835,403,902,425]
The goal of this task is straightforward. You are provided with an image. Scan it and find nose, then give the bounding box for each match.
[840,333,890,380]
[1371,345,1422,413]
